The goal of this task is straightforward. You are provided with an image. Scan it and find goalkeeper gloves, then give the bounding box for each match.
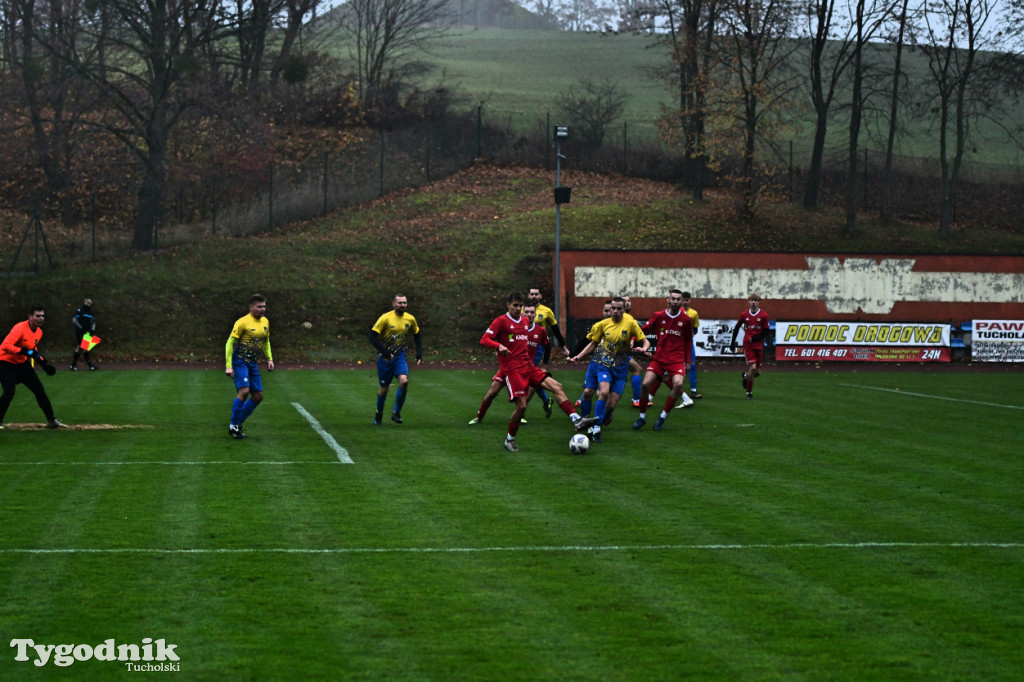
[41,360,56,376]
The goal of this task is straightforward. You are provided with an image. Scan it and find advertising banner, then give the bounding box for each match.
[693,319,746,359]
[777,346,950,362]
[971,320,1024,362]
[774,321,952,363]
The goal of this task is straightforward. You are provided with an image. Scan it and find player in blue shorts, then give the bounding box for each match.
[225,294,275,439]
[568,297,648,443]
[369,293,423,425]
[573,299,612,417]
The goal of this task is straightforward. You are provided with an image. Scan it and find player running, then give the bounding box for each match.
[469,303,549,425]
[568,297,649,443]
[731,293,771,400]
[480,291,597,452]
[632,289,694,432]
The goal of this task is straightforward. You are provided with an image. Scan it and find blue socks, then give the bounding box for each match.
[631,375,642,401]
[579,397,592,418]
[231,397,245,425]
[231,397,259,425]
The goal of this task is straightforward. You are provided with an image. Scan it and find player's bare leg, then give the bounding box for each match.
[471,380,503,424]
[633,372,662,429]
[743,362,760,399]
[540,375,597,431]
[503,396,529,451]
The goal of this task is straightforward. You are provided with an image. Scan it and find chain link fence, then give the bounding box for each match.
[4,104,1023,271]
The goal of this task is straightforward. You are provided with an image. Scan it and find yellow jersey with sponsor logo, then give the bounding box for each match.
[229,313,270,364]
[587,316,645,369]
[371,311,420,357]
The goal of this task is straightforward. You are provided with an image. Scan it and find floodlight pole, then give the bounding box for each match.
[554,142,562,321]
[552,125,570,323]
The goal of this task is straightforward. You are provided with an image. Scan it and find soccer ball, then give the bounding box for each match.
[569,433,590,454]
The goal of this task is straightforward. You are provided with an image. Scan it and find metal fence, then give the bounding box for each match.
[5,104,1024,271]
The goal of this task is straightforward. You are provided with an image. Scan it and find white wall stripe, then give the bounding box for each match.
[1,542,1020,555]
[292,402,353,463]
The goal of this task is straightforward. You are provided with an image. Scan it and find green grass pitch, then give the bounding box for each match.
[1,367,1022,680]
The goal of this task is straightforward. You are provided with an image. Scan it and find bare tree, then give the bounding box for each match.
[650,0,720,200]
[233,0,283,93]
[616,0,656,31]
[917,0,998,236]
[2,0,91,214]
[531,0,570,28]
[878,0,912,221]
[555,78,629,149]
[800,0,855,208]
[61,0,230,250]
[717,0,800,216]
[843,0,887,233]
[269,0,321,87]
[333,0,452,120]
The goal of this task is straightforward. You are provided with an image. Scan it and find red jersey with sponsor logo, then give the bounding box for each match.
[737,309,771,350]
[526,323,550,361]
[481,313,533,374]
[642,310,693,364]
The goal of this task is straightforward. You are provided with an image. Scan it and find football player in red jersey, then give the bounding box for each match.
[632,290,693,432]
[730,294,771,399]
[481,291,596,452]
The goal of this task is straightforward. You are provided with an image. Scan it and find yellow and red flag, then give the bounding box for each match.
[80,333,101,351]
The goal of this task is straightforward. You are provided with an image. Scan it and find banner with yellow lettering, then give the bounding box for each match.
[774,322,951,362]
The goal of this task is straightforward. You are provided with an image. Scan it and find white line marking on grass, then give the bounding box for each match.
[0,461,342,466]
[840,384,1024,410]
[3,541,1021,555]
[292,402,353,463]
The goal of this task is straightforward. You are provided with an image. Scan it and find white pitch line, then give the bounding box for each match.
[0,461,342,466]
[292,402,353,463]
[840,384,1024,410]
[1,541,1021,555]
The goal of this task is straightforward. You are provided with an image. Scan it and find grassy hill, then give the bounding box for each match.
[424,29,1023,169]
[3,163,1022,365]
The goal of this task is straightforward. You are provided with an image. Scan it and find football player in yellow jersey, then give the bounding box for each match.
[568,297,649,443]
[574,298,612,417]
[527,287,569,416]
[225,294,274,439]
[369,293,423,425]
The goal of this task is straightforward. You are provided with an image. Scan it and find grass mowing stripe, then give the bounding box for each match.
[2,368,1021,679]
[292,401,353,462]
[840,383,1024,410]
[3,541,1021,554]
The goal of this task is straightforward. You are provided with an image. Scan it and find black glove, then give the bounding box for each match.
[22,348,38,358]
[41,360,56,376]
